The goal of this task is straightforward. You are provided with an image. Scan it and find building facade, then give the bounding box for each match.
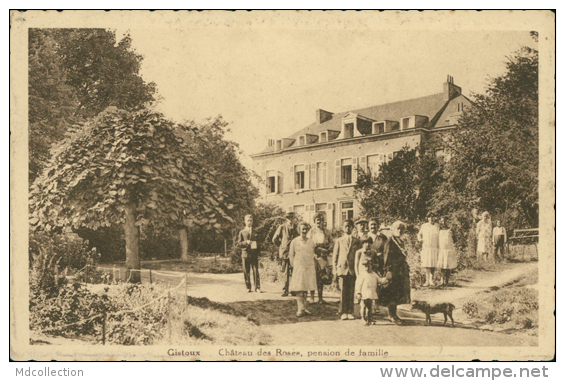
[251,77,471,229]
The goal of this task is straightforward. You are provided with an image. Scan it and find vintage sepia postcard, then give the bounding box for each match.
[10,10,555,361]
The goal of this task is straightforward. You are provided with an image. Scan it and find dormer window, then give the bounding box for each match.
[320,132,327,143]
[276,140,282,150]
[344,123,354,139]
[299,136,305,146]
[374,122,385,134]
[402,118,410,130]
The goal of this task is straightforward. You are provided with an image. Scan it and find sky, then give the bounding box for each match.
[116,27,536,169]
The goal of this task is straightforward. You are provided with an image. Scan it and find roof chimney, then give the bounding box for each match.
[316,109,334,124]
[443,75,462,101]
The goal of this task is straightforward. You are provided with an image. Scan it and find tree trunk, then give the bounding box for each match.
[124,202,141,283]
[179,226,190,262]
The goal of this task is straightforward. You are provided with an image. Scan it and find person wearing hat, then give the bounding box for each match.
[355,257,385,325]
[355,218,369,240]
[273,212,298,296]
[307,212,333,304]
[417,213,440,287]
[377,220,410,325]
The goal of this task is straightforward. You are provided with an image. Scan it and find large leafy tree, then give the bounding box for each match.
[173,116,258,259]
[28,28,156,183]
[355,146,444,223]
[30,107,233,282]
[29,30,78,183]
[440,43,539,228]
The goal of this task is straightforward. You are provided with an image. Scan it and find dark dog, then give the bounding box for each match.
[412,301,455,327]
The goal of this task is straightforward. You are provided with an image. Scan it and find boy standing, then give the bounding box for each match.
[238,214,261,292]
[333,219,360,320]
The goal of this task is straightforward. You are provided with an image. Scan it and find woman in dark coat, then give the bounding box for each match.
[377,220,411,325]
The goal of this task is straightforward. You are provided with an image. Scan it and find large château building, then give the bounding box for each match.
[251,77,471,229]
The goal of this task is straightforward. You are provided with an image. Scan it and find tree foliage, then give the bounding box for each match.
[355,145,444,223]
[441,45,539,227]
[28,28,156,183]
[29,30,78,183]
[30,107,233,232]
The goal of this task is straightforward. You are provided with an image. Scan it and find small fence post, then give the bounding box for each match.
[102,311,106,345]
[184,274,188,305]
[168,290,172,344]
[224,239,227,257]
[149,269,153,284]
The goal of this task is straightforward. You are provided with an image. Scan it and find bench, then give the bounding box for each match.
[507,228,539,260]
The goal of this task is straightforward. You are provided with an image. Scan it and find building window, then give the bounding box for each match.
[341,158,353,185]
[299,136,305,146]
[341,201,354,225]
[375,122,385,134]
[267,175,276,194]
[320,132,327,143]
[402,118,410,130]
[276,140,282,150]
[293,205,305,220]
[367,154,382,177]
[344,123,354,139]
[294,164,305,189]
[316,162,327,188]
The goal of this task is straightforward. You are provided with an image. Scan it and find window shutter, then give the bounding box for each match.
[304,164,310,190]
[352,157,358,183]
[289,166,294,192]
[310,163,316,189]
[261,171,267,194]
[277,172,283,194]
[360,156,367,174]
[335,159,341,186]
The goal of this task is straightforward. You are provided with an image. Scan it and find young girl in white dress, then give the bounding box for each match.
[437,216,457,286]
[417,213,440,286]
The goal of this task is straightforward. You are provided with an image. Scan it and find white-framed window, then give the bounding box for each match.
[265,170,281,194]
[293,205,305,220]
[374,122,385,134]
[294,164,305,189]
[316,161,327,188]
[343,123,354,139]
[341,158,353,185]
[299,136,305,146]
[267,175,276,194]
[341,201,354,225]
[276,140,282,150]
[320,132,327,143]
[402,118,410,130]
[367,154,382,177]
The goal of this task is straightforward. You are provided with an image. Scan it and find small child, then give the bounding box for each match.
[355,258,385,325]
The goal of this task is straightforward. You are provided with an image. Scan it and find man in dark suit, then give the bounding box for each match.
[272,212,297,296]
[333,219,360,320]
[237,214,261,292]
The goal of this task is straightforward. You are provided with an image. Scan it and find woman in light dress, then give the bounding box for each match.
[417,213,440,287]
[436,216,457,286]
[307,213,333,304]
[289,221,318,317]
[476,211,493,261]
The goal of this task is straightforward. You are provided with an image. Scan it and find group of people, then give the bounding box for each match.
[417,214,458,287]
[272,213,410,325]
[476,211,508,262]
[237,209,508,325]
